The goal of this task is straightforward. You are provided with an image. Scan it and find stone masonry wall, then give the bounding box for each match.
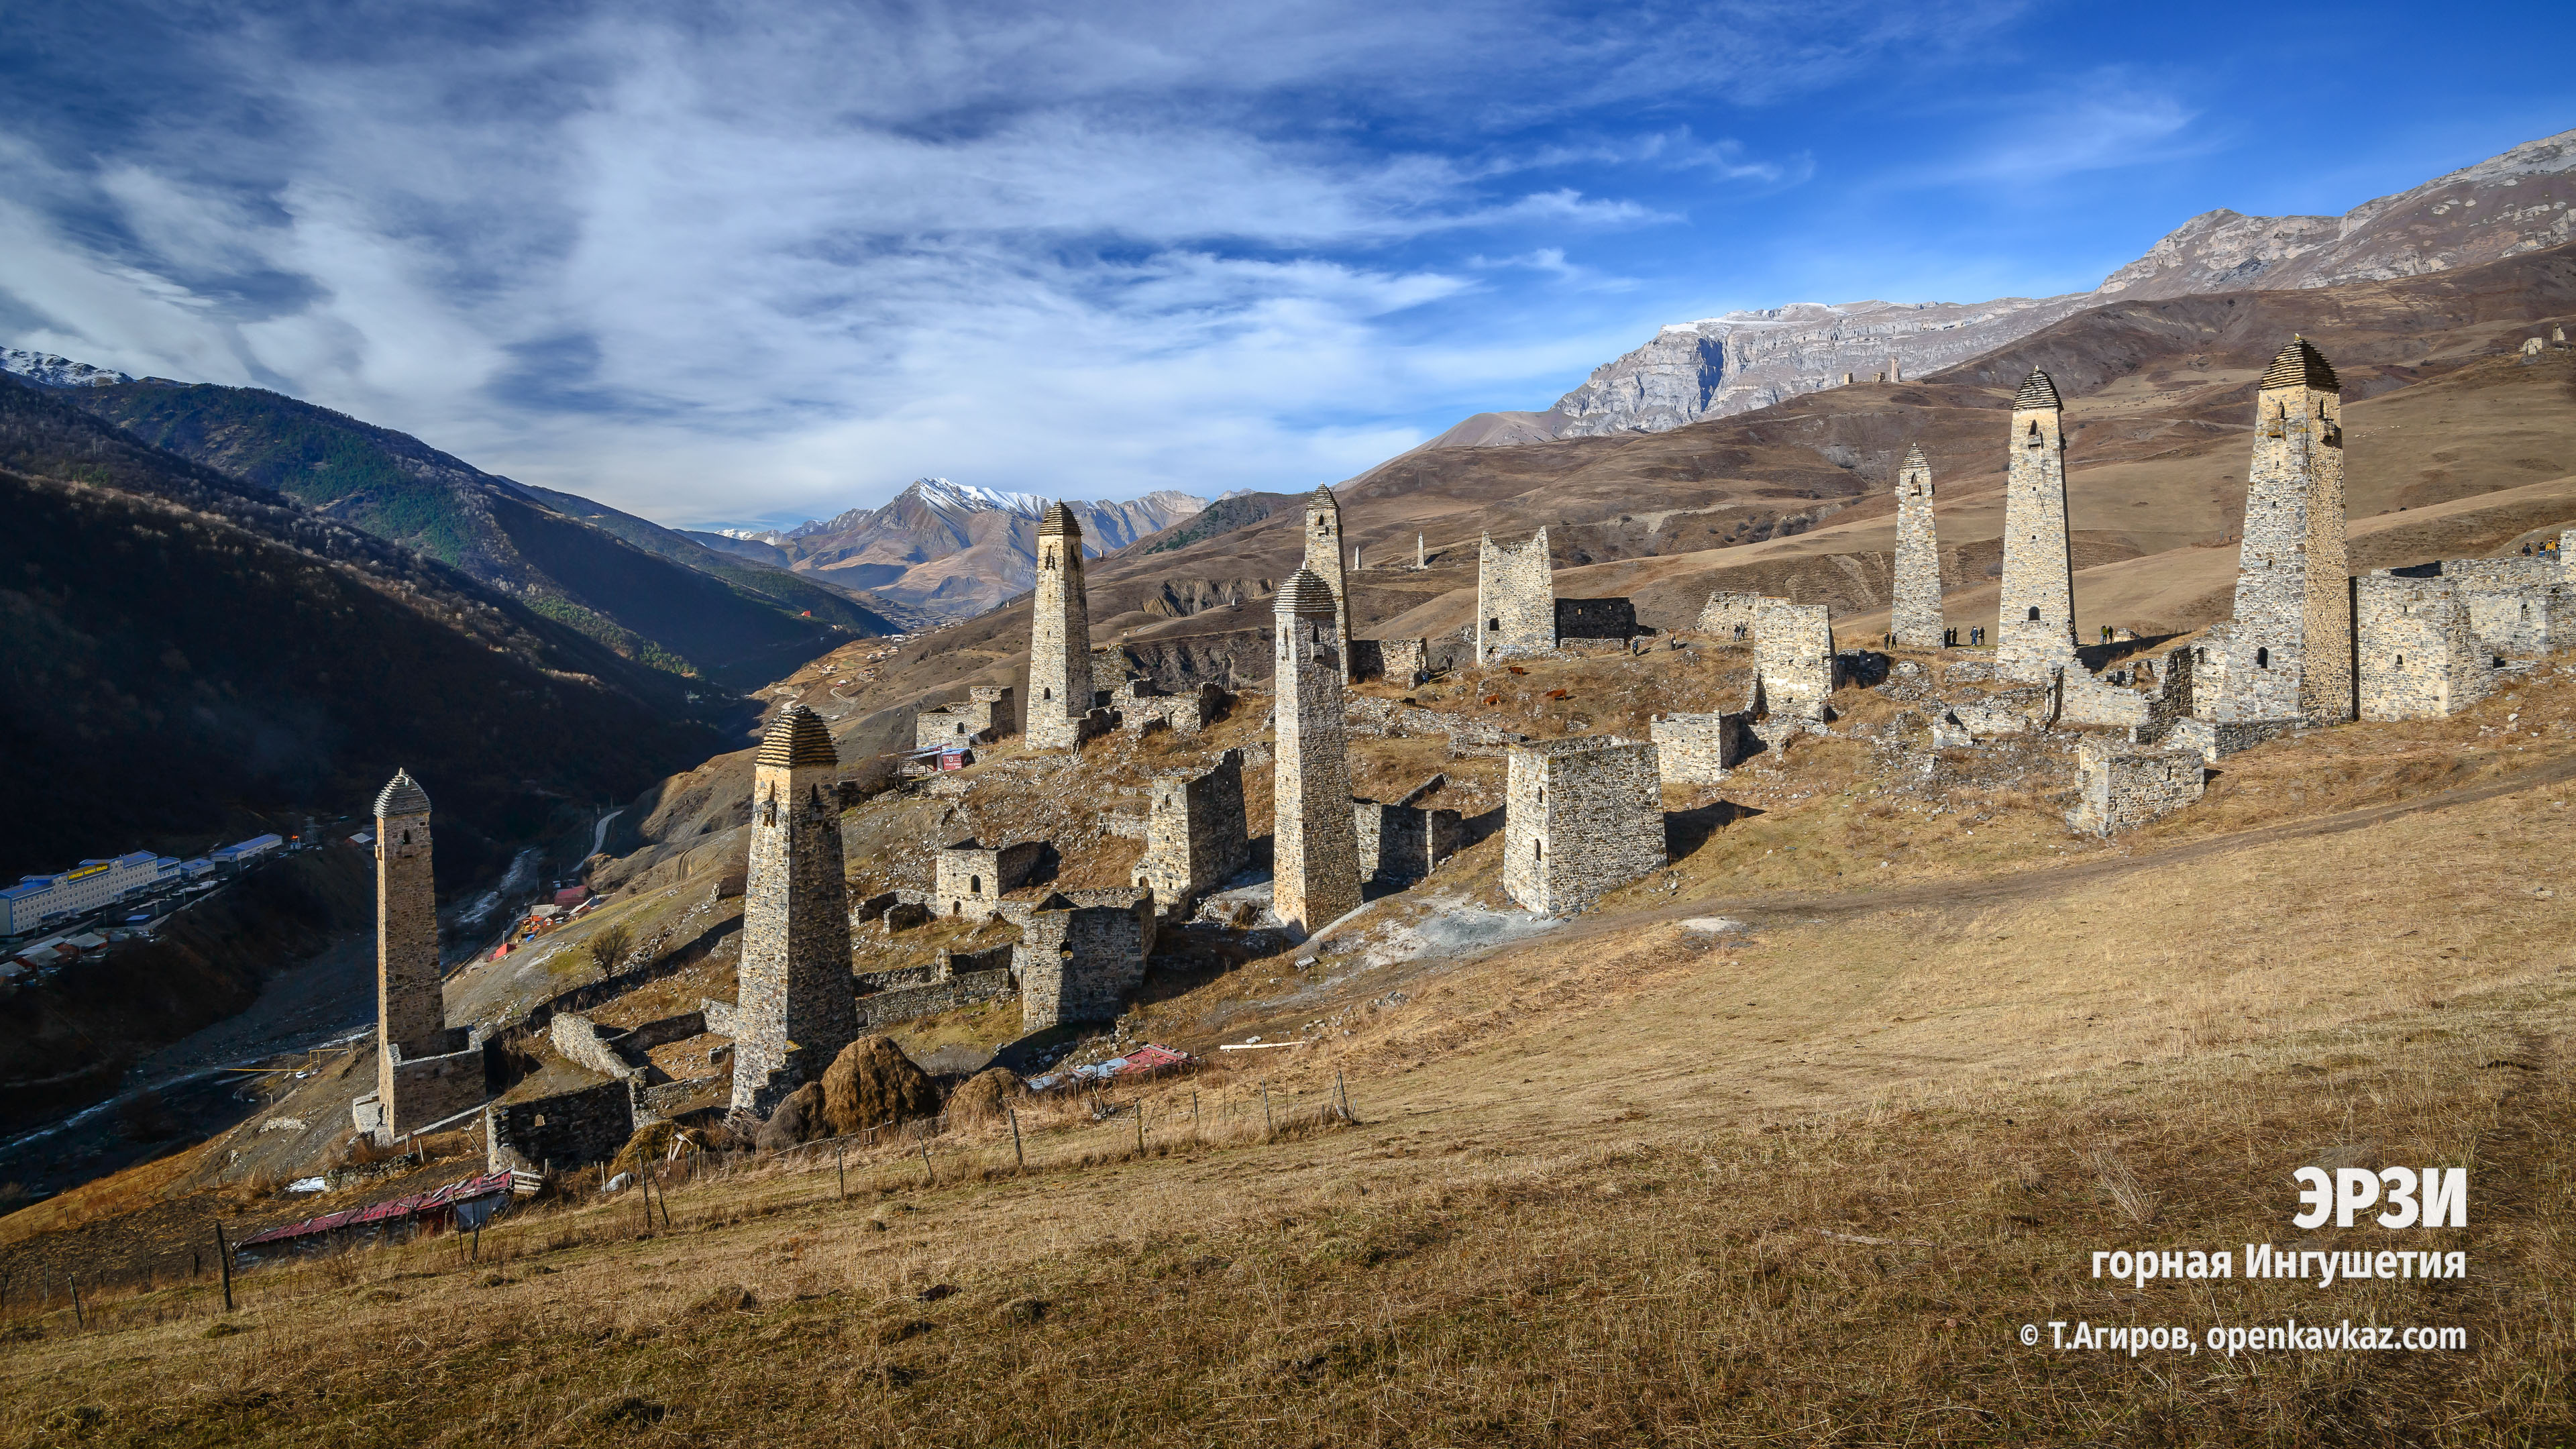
[1503,737,1664,915]
[1752,599,1835,720]
[1351,800,1463,885]
[1358,637,1430,685]
[2356,574,2490,720]
[855,968,1016,1029]
[1028,510,1094,749]
[2217,346,2351,724]
[731,713,858,1118]
[382,1043,486,1138]
[1696,590,1764,640]
[934,839,1049,921]
[1476,530,1555,665]
[1649,710,1757,784]
[1996,372,2077,682]
[1303,488,1352,682]
[1890,445,1943,648]
[486,1079,634,1174]
[1014,891,1156,1031]
[2068,733,2206,836]
[1132,749,1249,912]
[2461,580,2573,655]
[1554,598,1638,641]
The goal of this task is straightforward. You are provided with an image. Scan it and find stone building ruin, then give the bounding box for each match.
[1996,368,2078,683]
[1476,529,1556,665]
[934,839,1051,920]
[915,685,1015,751]
[2068,734,2206,837]
[1271,568,1363,934]
[728,705,859,1118]
[1028,502,1099,749]
[1696,590,1764,640]
[1750,598,1836,722]
[1503,736,1664,915]
[2355,574,2491,720]
[1012,888,1157,1031]
[1352,775,1464,888]
[1303,486,1353,682]
[1131,749,1250,914]
[1649,709,1758,784]
[354,769,486,1142]
[1890,444,1943,649]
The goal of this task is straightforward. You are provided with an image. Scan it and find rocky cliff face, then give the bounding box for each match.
[767,478,1205,620]
[1549,127,2576,439]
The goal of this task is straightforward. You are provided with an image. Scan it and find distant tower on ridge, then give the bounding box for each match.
[1303,485,1352,682]
[1890,445,1942,649]
[2217,337,2353,724]
[730,705,857,1117]
[1996,368,2076,681]
[1271,569,1361,934]
[1028,502,1094,749]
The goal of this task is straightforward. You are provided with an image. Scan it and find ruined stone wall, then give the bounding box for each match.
[2216,343,2351,724]
[731,711,857,1118]
[2068,734,2206,836]
[932,839,1049,921]
[1028,511,1094,749]
[2188,627,2233,719]
[2357,575,2490,719]
[1014,892,1155,1031]
[1752,599,1835,720]
[855,969,1016,1029]
[1358,637,1430,684]
[1890,445,1943,649]
[1303,488,1352,682]
[1996,371,2077,682]
[1554,598,1638,641]
[2461,580,2573,655]
[1503,737,1664,915]
[1351,800,1463,885]
[1132,749,1248,911]
[382,1043,486,1138]
[1475,530,1555,665]
[486,1079,634,1174]
[1649,710,1757,784]
[1695,590,1764,641]
[549,1012,635,1081]
[1273,578,1362,933]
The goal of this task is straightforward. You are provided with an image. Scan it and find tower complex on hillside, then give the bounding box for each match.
[1271,568,1361,934]
[2217,337,2354,724]
[731,705,857,1117]
[1996,369,2077,682]
[1303,486,1352,681]
[1890,444,1942,649]
[1028,502,1095,749]
[363,770,483,1140]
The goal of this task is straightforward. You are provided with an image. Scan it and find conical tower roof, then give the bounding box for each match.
[1308,484,1338,508]
[2014,369,2061,411]
[1900,443,1928,470]
[1275,568,1339,619]
[374,769,430,817]
[2260,335,2340,393]
[755,704,841,769]
[1037,501,1081,538]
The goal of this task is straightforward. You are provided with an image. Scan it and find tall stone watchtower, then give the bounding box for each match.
[1303,485,1352,682]
[368,769,480,1141]
[1271,568,1361,934]
[2217,337,2353,724]
[1890,444,1942,649]
[1028,502,1094,750]
[1475,529,1555,665]
[1996,369,2076,682]
[730,705,858,1117]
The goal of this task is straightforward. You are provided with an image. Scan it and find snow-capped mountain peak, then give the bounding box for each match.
[905,476,1048,517]
[1,346,133,388]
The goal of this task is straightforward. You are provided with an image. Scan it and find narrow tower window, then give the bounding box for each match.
[2027,606,2040,622]
[2257,647,2270,669]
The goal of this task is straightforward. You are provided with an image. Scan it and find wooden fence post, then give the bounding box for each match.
[215,1224,234,1314]
[1135,1102,1145,1157]
[1263,1085,1274,1138]
[67,1275,83,1330]
[919,1143,934,1187]
[1010,1108,1025,1172]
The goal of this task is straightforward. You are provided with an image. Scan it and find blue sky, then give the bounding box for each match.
[2,1,2569,529]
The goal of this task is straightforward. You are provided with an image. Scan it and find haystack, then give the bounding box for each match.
[947,1066,1024,1124]
[821,1036,941,1137]
[754,1081,825,1153]
[607,1118,681,1179]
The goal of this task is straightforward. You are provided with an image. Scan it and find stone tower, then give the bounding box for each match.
[368,769,480,1140]
[730,705,857,1117]
[374,769,447,1064]
[1475,529,1555,665]
[2217,337,2353,724]
[1996,368,2076,682]
[1890,444,1942,649]
[1028,502,1094,749]
[1271,569,1361,934]
[1303,485,1352,681]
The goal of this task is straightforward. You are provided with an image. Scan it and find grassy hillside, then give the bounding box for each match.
[70,383,888,683]
[0,374,722,883]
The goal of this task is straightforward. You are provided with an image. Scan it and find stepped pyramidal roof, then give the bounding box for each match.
[2014,368,2062,411]
[756,704,841,769]
[1275,568,1340,618]
[1901,443,1928,470]
[374,769,431,817]
[1037,501,1081,537]
[2261,335,2341,392]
